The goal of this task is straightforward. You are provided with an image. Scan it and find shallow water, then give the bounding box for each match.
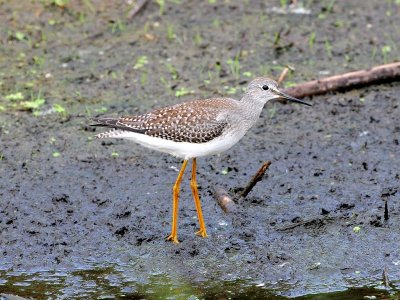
[0,266,397,299]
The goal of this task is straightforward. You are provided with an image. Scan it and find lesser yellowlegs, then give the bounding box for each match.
[92,77,311,243]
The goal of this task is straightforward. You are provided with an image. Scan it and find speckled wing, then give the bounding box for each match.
[93,98,235,143]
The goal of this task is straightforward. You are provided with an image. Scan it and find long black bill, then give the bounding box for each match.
[273,89,312,106]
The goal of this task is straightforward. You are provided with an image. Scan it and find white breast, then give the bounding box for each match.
[112,130,246,159]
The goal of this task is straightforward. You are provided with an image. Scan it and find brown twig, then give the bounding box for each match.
[277,67,290,85]
[213,161,272,213]
[127,0,149,20]
[239,161,271,198]
[213,185,236,213]
[276,216,335,231]
[277,65,294,85]
[384,199,389,221]
[283,62,400,99]
[383,267,390,288]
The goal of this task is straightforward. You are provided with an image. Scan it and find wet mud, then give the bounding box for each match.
[0,0,399,298]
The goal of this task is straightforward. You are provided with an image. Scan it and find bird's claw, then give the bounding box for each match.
[166,234,180,244]
[195,229,208,238]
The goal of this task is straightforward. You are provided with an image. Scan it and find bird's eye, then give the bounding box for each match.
[262,85,269,91]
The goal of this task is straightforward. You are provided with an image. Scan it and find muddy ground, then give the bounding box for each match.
[0,0,399,299]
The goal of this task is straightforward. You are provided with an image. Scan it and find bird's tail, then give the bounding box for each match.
[91,118,121,139]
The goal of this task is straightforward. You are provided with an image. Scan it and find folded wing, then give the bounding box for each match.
[92,99,234,143]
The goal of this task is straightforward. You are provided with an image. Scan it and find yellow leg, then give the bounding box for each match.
[167,159,188,244]
[190,158,208,238]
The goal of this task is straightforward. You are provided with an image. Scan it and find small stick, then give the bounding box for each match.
[283,62,400,99]
[213,185,236,213]
[277,67,289,85]
[383,267,390,288]
[239,161,271,198]
[213,161,272,213]
[127,0,149,20]
[276,216,334,231]
[277,65,294,85]
[384,199,389,221]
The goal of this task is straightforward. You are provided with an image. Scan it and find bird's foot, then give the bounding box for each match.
[166,234,180,244]
[195,229,208,238]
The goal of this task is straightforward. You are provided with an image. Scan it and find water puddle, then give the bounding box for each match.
[0,265,397,299]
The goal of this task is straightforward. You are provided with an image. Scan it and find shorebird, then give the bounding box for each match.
[92,77,311,243]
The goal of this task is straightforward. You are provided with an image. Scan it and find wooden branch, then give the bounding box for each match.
[239,161,271,198]
[213,161,272,213]
[383,267,390,288]
[213,185,236,213]
[127,0,149,20]
[384,199,389,221]
[277,65,294,85]
[276,216,334,231]
[283,62,400,98]
[277,67,290,85]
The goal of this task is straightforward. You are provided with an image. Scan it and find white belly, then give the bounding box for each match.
[112,130,245,159]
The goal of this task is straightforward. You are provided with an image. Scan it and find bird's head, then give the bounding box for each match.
[245,77,311,106]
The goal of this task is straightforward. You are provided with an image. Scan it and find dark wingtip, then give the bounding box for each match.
[89,117,119,127]
[90,118,105,127]
[90,123,107,127]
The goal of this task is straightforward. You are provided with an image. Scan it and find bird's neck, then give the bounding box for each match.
[239,94,265,121]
